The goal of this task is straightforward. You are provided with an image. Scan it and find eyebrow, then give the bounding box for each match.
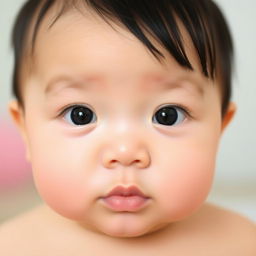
[45,75,102,96]
[44,74,205,97]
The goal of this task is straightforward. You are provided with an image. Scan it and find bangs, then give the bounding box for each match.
[18,0,219,76]
[12,0,233,114]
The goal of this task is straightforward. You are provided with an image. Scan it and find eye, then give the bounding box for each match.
[62,105,96,126]
[152,105,187,126]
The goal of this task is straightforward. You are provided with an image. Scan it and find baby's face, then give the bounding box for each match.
[16,8,224,237]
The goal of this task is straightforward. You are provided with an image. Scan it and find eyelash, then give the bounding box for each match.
[58,103,94,117]
[163,104,192,118]
[58,103,193,124]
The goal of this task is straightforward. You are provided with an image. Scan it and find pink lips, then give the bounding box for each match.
[101,185,150,212]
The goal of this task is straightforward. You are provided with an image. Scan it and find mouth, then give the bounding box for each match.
[100,185,151,212]
[103,185,149,198]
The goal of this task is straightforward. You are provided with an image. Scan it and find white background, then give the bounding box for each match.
[0,0,255,221]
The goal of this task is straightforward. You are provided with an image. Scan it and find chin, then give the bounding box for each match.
[102,227,150,238]
[97,216,167,238]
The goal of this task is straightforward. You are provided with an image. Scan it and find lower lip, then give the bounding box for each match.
[101,195,150,212]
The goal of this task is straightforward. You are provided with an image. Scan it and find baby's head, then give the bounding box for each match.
[9,0,236,238]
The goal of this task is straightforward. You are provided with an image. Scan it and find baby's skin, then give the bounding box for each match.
[0,203,255,255]
[1,2,255,255]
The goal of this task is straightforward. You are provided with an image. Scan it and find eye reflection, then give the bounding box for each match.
[153,105,186,126]
[62,104,186,127]
[63,105,96,125]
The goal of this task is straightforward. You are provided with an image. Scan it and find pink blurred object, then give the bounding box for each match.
[0,117,32,192]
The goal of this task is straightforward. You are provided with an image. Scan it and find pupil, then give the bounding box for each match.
[71,107,93,125]
[156,107,178,126]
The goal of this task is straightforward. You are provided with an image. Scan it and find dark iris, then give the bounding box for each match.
[70,106,93,125]
[154,107,178,126]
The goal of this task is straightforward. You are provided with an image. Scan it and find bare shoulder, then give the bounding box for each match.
[0,205,47,255]
[199,202,256,254]
[0,204,44,232]
[0,204,91,255]
[202,202,256,232]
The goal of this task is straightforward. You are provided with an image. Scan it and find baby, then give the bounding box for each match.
[1,0,256,255]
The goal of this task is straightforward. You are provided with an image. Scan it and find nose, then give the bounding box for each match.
[102,140,151,169]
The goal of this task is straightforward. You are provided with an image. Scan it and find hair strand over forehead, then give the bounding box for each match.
[11,0,233,116]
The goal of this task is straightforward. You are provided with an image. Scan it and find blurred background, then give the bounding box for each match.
[0,0,255,224]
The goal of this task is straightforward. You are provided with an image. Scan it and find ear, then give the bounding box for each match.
[8,100,31,162]
[221,102,236,134]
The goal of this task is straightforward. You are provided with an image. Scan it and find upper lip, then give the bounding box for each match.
[103,185,149,198]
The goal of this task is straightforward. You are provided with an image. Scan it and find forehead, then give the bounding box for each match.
[32,3,203,77]
[22,7,221,108]
[18,3,223,121]
[18,0,223,107]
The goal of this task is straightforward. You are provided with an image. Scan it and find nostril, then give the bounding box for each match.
[108,160,118,168]
[102,149,150,169]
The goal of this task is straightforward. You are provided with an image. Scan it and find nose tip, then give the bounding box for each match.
[102,144,150,169]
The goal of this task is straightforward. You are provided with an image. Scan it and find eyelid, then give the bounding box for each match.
[58,103,93,117]
[56,103,194,122]
[59,104,97,127]
[156,103,193,119]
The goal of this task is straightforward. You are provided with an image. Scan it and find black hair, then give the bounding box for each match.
[11,0,233,116]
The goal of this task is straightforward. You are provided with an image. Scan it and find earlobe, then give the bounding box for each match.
[8,100,31,162]
[221,102,236,133]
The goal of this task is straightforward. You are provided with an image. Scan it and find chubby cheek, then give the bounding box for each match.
[28,135,95,220]
[154,144,217,221]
